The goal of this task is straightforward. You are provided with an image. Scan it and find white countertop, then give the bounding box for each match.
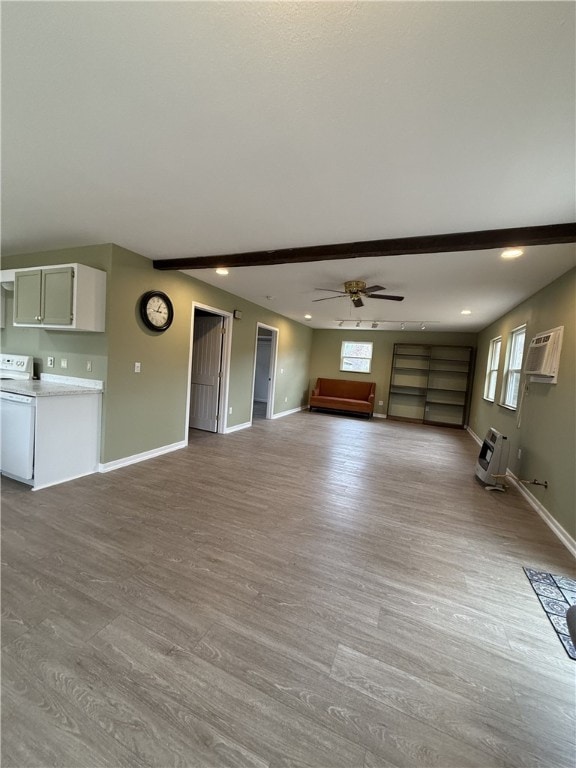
[0,379,103,397]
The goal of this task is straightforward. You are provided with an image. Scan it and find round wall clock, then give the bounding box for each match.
[139,290,174,332]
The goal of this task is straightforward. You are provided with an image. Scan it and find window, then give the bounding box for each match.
[484,337,501,401]
[501,326,526,409]
[340,341,373,373]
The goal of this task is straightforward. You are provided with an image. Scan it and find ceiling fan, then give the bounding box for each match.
[312,280,404,308]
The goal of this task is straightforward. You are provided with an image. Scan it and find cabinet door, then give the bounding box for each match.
[42,267,73,325]
[14,270,42,324]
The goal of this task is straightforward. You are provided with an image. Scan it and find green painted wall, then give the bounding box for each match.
[469,268,575,538]
[309,329,477,417]
[1,244,313,464]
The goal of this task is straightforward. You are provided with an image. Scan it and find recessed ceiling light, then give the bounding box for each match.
[304,314,312,320]
[461,309,472,315]
[215,267,229,275]
[501,248,524,259]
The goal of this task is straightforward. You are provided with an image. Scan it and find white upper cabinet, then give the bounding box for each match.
[13,263,106,331]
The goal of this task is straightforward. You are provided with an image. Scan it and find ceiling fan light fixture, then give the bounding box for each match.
[313,280,404,306]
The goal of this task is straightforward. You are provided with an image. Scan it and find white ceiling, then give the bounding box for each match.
[2,2,575,331]
[189,244,576,331]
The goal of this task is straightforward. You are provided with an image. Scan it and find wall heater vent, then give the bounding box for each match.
[475,428,509,491]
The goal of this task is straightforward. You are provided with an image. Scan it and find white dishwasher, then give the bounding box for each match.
[0,391,36,479]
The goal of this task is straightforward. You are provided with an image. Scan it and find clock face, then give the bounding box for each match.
[139,291,174,332]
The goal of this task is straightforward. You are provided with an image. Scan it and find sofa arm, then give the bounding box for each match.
[311,387,320,397]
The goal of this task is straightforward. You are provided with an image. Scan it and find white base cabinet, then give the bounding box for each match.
[3,392,102,490]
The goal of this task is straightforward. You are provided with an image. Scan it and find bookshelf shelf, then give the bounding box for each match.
[387,344,474,428]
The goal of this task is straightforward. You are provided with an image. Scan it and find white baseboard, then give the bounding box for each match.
[467,426,482,445]
[226,407,305,431]
[271,405,307,420]
[373,412,387,419]
[98,440,187,472]
[224,421,251,433]
[505,470,576,559]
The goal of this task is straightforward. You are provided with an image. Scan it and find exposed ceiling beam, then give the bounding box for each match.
[153,223,576,270]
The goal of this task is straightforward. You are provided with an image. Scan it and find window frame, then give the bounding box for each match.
[500,325,526,410]
[483,336,502,402]
[340,340,373,374]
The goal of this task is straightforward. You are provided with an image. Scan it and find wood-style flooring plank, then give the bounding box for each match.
[2,413,575,767]
[90,615,366,768]
[330,643,572,768]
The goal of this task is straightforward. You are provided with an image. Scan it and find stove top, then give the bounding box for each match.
[0,354,33,380]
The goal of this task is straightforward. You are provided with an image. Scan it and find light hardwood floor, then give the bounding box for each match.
[2,413,575,768]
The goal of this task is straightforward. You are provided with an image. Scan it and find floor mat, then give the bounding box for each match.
[523,567,576,660]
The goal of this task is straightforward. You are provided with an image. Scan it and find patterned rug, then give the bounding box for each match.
[523,567,576,660]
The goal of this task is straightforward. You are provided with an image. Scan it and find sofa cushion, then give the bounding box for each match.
[310,395,373,413]
[315,378,374,401]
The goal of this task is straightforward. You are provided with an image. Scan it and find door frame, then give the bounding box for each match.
[185,302,233,437]
[251,323,279,421]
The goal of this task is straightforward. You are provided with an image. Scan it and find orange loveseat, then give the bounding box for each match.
[309,378,376,418]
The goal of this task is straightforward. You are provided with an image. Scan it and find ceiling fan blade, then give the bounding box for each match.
[352,296,364,308]
[312,295,347,302]
[363,285,385,294]
[314,288,348,294]
[368,294,405,302]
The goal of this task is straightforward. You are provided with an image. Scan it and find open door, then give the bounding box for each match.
[252,324,278,420]
[189,310,224,432]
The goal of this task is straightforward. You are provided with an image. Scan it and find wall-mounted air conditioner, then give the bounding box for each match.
[523,326,563,384]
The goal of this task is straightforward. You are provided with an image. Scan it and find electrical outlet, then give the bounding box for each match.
[86,360,92,372]
[60,358,68,369]
[47,356,54,368]
[378,400,384,406]
[134,362,141,373]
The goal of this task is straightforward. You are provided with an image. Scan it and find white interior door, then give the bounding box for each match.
[189,313,224,432]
